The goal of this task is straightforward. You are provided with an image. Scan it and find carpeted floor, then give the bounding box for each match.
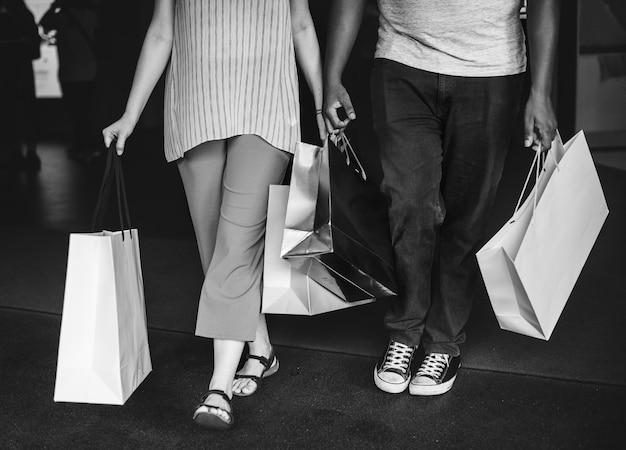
[2,307,625,449]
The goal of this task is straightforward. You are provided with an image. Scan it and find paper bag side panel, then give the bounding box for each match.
[515,132,609,338]
[54,234,124,404]
[107,230,152,401]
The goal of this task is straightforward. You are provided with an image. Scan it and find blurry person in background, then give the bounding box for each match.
[40,0,101,163]
[0,0,41,172]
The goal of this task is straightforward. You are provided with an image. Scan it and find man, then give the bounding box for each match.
[323,0,560,396]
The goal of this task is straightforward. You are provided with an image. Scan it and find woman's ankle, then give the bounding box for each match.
[208,379,233,398]
[247,339,272,357]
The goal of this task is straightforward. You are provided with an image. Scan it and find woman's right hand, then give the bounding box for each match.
[102,115,137,156]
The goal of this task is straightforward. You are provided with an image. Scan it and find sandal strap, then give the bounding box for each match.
[200,389,232,404]
[247,354,271,368]
[246,348,275,370]
[232,349,276,389]
[234,374,261,384]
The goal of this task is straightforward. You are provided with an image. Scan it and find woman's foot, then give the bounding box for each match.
[193,390,234,430]
[232,347,279,396]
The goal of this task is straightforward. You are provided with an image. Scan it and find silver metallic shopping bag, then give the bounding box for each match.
[281,133,397,302]
[263,185,375,315]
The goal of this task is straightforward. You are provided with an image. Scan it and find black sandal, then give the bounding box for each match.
[233,348,279,397]
[192,389,234,430]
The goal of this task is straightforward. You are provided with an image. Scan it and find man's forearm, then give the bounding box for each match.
[323,0,369,85]
[526,0,561,97]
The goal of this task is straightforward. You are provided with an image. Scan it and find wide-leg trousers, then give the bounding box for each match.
[177,135,291,342]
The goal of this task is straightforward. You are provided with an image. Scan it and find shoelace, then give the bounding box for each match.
[381,341,414,373]
[416,353,450,378]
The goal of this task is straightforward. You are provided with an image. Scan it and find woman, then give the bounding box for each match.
[103,0,325,430]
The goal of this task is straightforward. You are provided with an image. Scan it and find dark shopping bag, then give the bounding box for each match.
[54,150,152,405]
[281,133,397,301]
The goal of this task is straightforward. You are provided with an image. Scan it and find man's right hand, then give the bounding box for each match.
[323,81,357,133]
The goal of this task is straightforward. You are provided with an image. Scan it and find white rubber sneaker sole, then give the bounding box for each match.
[373,367,410,394]
[408,374,457,396]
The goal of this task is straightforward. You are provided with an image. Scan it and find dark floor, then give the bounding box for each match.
[1,130,625,449]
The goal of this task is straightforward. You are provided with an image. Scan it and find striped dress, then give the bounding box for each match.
[163,0,300,162]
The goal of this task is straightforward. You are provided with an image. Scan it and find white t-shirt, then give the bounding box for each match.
[375,0,527,77]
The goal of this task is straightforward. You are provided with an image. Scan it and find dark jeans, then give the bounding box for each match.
[370,58,523,356]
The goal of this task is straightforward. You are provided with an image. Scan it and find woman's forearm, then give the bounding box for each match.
[293,21,323,110]
[123,0,175,124]
[291,0,323,110]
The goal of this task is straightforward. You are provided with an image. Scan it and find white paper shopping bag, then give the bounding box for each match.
[263,185,374,315]
[55,151,151,405]
[477,131,609,340]
[54,229,152,405]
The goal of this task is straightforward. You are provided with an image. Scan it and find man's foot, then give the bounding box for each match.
[374,340,416,394]
[409,353,460,396]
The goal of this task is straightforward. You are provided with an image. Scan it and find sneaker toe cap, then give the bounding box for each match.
[377,370,407,385]
[411,375,436,386]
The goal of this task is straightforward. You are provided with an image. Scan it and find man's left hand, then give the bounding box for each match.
[524,92,558,151]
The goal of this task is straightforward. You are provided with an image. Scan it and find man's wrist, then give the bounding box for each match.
[529,87,552,100]
[323,68,343,87]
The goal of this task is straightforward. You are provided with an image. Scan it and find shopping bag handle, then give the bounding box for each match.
[513,148,541,215]
[513,141,561,219]
[90,148,133,239]
[330,131,367,181]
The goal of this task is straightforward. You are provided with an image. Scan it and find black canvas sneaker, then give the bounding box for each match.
[374,340,416,394]
[409,353,460,396]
